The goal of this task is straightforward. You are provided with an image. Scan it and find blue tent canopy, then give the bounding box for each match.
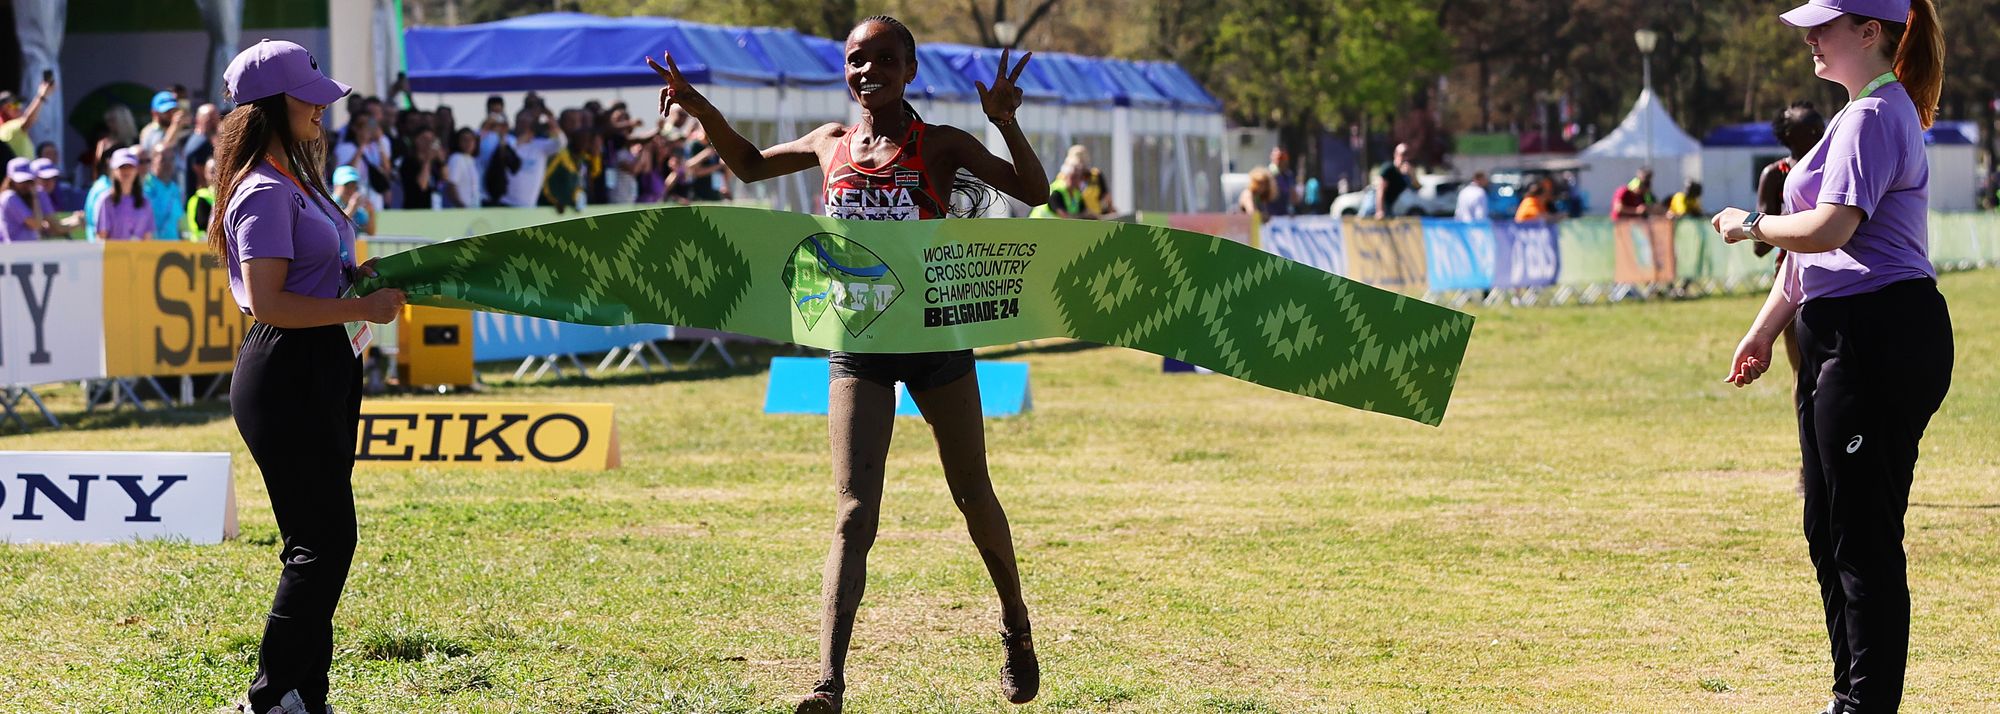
[407,13,778,91]
[1088,58,1173,109]
[1139,62,1221,112]
[1028,53,1116,107]
[1701,123,1775,147]
[405,12,1218,112]
[926,43,1066,104]
[737,27,843,87]
[1705,120,1976,147]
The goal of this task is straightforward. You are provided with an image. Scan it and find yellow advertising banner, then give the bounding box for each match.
[100,242,253,378]
[355,401,620,470]
[1341,217,1429,294]
[1612,219,1677,286]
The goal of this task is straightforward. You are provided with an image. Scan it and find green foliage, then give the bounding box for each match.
[1207,0,1450,129]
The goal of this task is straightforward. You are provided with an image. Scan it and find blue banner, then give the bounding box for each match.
[1493,221,1562,289]
[473,313,672,362]
[1259,215,1345,275]
[1420,220,1496,292]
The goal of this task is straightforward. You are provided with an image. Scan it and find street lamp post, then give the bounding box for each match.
[994,20,1020,48]
[1634,29,1659,172]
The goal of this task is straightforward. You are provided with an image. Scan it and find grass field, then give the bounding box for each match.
[2,271,1996,713]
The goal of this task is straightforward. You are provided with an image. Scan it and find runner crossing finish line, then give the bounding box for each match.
[356,205,1475,425]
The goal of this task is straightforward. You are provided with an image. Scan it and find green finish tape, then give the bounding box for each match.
[359,206,1475,425]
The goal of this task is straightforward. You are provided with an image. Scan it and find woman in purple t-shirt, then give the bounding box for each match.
[93,148,153,240]
[208,40,405,714]
[1710,1,1949,711]
[0,157,47,242]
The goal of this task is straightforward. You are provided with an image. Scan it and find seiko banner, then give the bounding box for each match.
[1,242,104,386]
[100,242,254,378]
[355,402,621,470]
[0,452,237,544]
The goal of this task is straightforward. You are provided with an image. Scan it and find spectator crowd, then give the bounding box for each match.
[0,75,761,243]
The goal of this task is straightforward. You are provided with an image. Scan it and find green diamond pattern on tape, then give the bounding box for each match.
[358,205,1475,425]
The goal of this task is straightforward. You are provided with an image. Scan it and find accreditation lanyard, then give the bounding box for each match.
[265,158,354,288]
[1859,71,1898,100]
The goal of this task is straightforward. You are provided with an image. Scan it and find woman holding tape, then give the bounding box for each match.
[210,40,405,714]
[650,16,1049,712]
[1712,1,1948,711]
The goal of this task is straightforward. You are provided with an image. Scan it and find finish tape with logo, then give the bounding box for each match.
[356,206,1475,425]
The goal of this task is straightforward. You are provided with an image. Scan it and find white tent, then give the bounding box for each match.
[1580,89,1702,207]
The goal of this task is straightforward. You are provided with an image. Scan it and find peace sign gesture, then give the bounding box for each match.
[975,48,1032,126]
[646,51,716,122]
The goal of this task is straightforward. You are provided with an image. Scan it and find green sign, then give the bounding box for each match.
[360,206,1475,425]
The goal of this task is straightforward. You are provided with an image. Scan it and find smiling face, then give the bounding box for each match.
[1805,15,1886,85]
[285,94,326,143]
[845,21,916,112]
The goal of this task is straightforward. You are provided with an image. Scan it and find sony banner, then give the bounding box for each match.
[1,242,105,386]
[0,452,236,544]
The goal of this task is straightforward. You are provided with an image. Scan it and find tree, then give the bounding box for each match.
[1204,0,1449,177]
[966,0,1064,49]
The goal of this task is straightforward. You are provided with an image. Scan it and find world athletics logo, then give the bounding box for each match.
[782,232,903,337]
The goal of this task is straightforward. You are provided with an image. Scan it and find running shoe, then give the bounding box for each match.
[1000,627,1040,704]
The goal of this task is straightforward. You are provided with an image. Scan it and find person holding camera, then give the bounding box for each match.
[501,95,562,208]
[0,72,55,162]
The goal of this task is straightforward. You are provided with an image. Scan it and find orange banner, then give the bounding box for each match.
[1341,217,1429,294]
[1612,219,1677,286]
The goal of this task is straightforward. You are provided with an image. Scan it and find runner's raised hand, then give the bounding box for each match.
[647,51,716,121]
[975,48,1032,125]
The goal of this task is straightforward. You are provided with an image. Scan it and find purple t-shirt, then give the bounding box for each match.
[94,191,154,240]
[1780,82,1934,304]
[223,162,358,312]
[1,190,36,242]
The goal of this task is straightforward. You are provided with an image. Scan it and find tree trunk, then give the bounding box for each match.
[1477,52,1491,132]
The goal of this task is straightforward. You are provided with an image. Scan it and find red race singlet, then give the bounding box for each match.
[822,120,946,221]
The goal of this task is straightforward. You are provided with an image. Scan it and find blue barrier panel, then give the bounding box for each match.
[473,313,672,362]
[764,357,1032,417]
[1259,215,1345,276]
[1493,221,1562,289]
[1420,219,1496,291]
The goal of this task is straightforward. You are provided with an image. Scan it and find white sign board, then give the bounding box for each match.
[1,242,105,385]
[0,452,235,545]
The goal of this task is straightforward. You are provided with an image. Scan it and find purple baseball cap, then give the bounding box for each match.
[29,157,59,179]
[6,158,32,183]
[109,149,138,170]
[1781,0,1910,27]
[223,39,350,106]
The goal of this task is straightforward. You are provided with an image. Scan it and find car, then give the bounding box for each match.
[1330,173,1462,217]
[1483,160,1590,218]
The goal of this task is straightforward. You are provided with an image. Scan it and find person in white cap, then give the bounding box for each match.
[93,147,152,240]
[208,38,405,714]
[1711,1,1948,712]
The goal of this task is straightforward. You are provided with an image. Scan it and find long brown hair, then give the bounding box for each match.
[102,153,148,212]
[1866,0,1944,128]
[207,95,333,258]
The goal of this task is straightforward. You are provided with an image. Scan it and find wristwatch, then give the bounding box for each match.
[1741,211,1764,240]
